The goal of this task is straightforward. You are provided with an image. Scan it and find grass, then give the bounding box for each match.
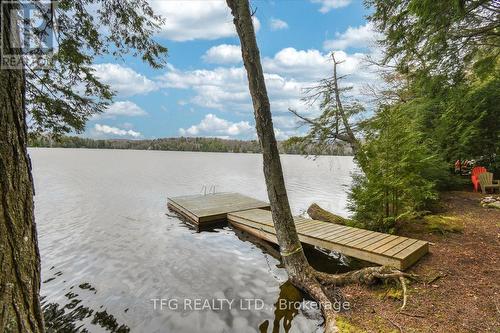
[422,214,464,234]
[337,316,366,333]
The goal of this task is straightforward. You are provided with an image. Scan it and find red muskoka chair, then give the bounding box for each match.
[471,166,487,192]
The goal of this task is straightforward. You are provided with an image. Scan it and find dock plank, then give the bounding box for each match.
[364,235,400,252]
[383,239,418,257]
[357,233,392,250]
[341,230,373,245]
[307,225,345,238]
[373,237,409,254]
[298,223,327,233]
[344,231,378,246]
[320,227,354,239]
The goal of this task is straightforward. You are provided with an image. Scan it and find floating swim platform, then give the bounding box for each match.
[167,193,428,270]
[167,192,270,226]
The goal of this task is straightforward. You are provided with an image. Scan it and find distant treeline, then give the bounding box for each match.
[28,135,353,156]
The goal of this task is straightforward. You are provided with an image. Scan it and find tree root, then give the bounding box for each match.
[292,265,417,333]
[399,276,407,310]
[314,265,416,287]
[291,269,342,333]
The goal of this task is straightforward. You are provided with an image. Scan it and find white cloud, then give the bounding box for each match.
[160,45,382,126]
[160,65,248,109]
[94,124,141,138]
[324,22,381,50]
[178,114,300,140]
[159,64,311,115]
[311,0,351,13]
[269,18,289,31]
[100,101,147,118]
[263,48,330,80]
[179,114,254,137]
[161,64,245,90]
[202,44,242,64]
[92,63,158,96]
[273,115,299,129]
[263,48,379,84]
[151,1,260,41]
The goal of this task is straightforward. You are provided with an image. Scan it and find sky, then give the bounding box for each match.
[86,0,381,140]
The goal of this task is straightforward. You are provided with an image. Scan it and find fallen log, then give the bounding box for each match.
[307,203,350,225]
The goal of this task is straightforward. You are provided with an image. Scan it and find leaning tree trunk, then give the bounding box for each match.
[227,1,414,332]
[0,1,45,332]
[226,0,341,331]
[225,0,307,279]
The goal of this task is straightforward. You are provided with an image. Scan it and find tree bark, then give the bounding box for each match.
[227,2,414,332]
[0,1,45,332]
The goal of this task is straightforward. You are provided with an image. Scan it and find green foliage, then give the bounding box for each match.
[283,137,353,156]
[342,0,500,231]
[434,62,500,172]
[366,0,499,79]
[347,64,498,230]
[22,0,168,136]
[393,58,500,177]
[349,105,448,231]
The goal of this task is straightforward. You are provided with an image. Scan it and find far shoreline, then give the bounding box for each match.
[28,146,354,157]
[28,135,354,157]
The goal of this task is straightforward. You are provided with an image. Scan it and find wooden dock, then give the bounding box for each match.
[167,192,270,226]
[228,209,428,270]
[167,193,428,270]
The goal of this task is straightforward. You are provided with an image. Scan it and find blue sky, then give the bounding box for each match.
[87,0,380,140]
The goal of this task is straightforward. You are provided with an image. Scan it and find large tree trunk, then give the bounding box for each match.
[0,2,45,332]
[227,2,413,332]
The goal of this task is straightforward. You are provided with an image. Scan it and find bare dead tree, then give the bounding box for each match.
[289,52,362,155]
[362,53,416,105]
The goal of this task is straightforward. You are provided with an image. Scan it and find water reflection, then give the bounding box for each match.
[42,280,130,333]
[41,225,365,332]
[259,281,303,333]
[31,149,357,332]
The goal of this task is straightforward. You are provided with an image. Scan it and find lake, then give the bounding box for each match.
[30,148,357,333]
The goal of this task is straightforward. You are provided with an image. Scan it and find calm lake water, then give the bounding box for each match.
[30,148,357,333]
